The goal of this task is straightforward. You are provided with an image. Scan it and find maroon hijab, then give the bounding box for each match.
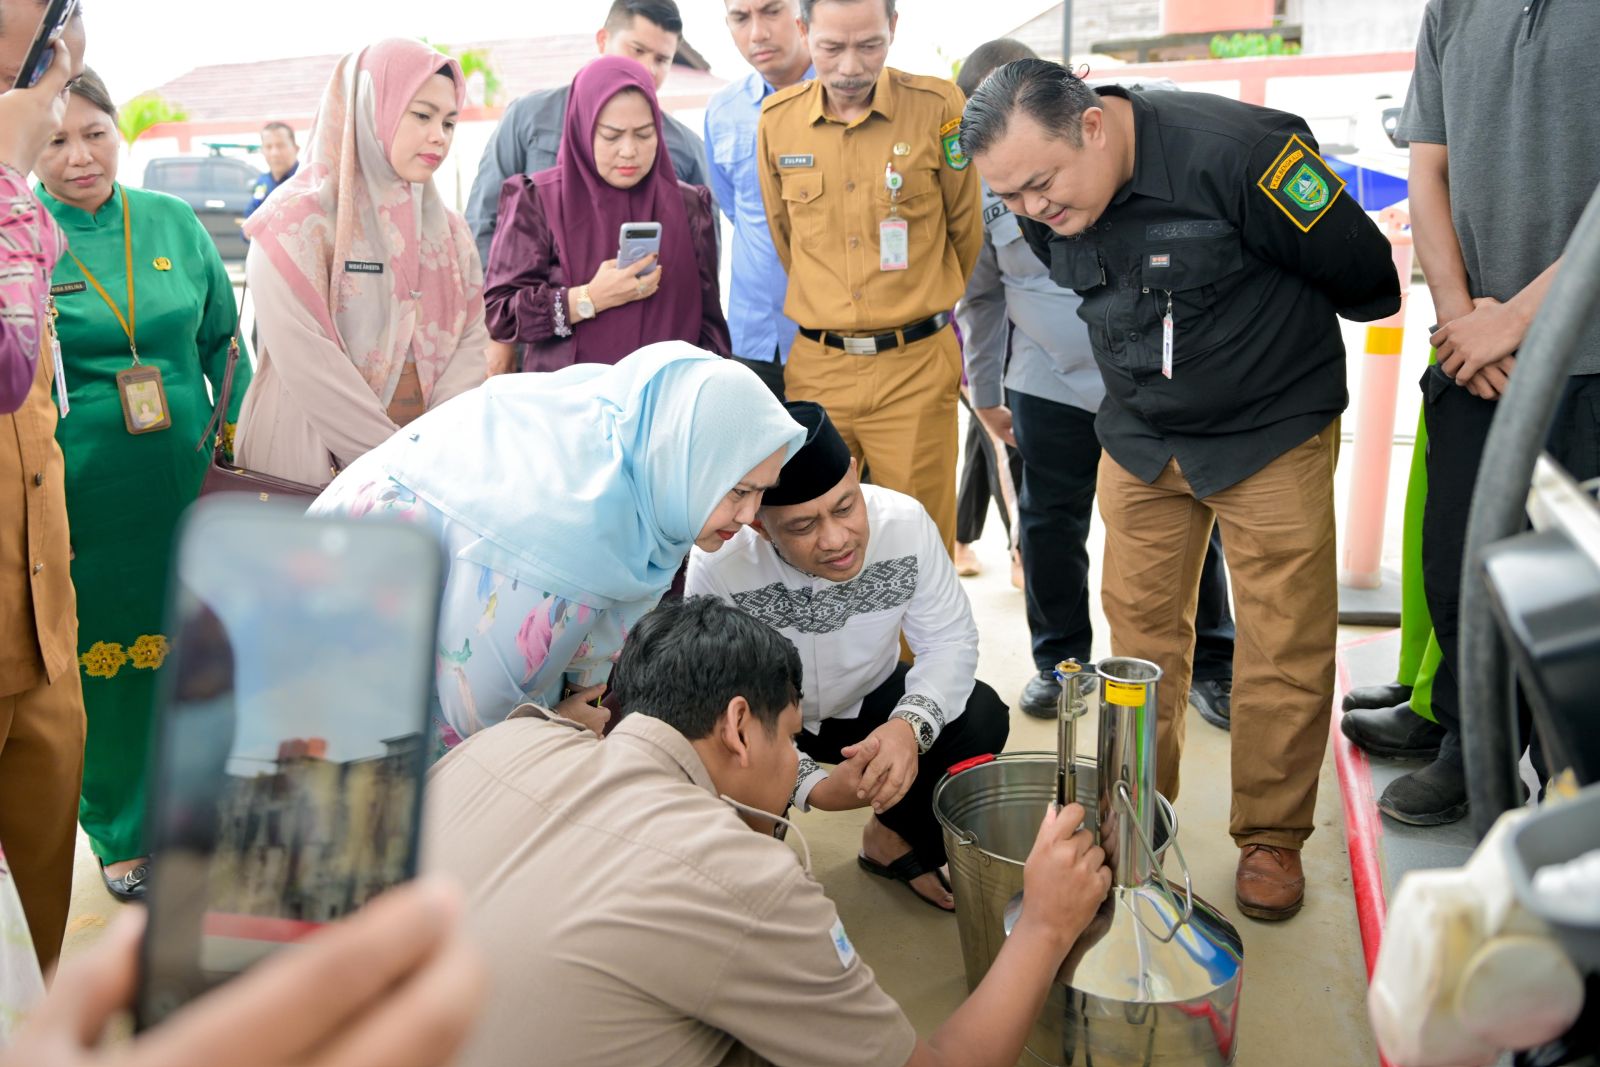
[532,56,700,364]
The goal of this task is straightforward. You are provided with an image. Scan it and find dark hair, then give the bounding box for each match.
[799,0,896,27]
[436,62,456,83]
[604,0,683,36]
[960,57,1100,161]
[609,596,802,741]
[260,121,296,147]
[67,66,117,123]
[956,39,1038,99]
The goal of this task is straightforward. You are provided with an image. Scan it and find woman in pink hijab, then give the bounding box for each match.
[236,38,487,488]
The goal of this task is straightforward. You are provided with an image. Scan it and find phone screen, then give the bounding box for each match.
[12,0,77,90]
[137,499,441,1029]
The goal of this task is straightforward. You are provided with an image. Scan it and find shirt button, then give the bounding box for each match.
[1128,331,1140,342]
[33,472,43,486]
[853,288,863,300]
[845,180,856,193]
[32,562,43,574]
[849,236,860,248]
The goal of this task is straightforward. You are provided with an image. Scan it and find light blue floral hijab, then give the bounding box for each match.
[379,342,805,609]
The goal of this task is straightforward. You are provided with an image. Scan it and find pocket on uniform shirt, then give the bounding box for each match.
[780,171,828,250]
[875,169,939,250]
[1140,231,1244,361]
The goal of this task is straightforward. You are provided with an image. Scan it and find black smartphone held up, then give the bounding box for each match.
[135,498,442,1030]
[617,221,662,277]
[11,0,77,90]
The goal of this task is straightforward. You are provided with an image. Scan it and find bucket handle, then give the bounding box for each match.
[1115,780,1194,941]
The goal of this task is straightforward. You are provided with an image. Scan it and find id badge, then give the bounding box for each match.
[49,331,69,418]
[116,364,173,434]
[879,218,909,272]
[1162,311,1174,380]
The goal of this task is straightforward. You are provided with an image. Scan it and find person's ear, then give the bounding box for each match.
[887,12,898,40]
[722,695,754,768]
[1081,106,1106,149]
[595,28,610,55]
[751,517,773,542]
[797,16,810,45]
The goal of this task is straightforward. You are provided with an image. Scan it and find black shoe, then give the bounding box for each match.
[101,860,150,902]
[1019,670,1061,719]
[1378,754,1469,826]
[1340,701,1445,760]
[1341,681,1413,712]
[1189,679,1231,731]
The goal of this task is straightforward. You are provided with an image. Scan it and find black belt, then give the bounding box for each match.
[798,311,951,356]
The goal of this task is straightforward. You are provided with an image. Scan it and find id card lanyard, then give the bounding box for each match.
[879,161,909,272]
[64,187,171,434]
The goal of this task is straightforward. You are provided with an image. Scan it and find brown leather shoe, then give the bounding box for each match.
[1236,844,1305,921]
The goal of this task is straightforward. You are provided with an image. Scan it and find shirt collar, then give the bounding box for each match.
[747,64,816,102]
[1099,85,1172,206]
[807,65,896,127]
[35,181,124,229]
[608,713,720,797]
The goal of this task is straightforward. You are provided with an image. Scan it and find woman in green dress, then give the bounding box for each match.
[35,69,250,901]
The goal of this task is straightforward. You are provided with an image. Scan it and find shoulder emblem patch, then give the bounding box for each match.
[940,118,968,171]
[1256,134,1345,233]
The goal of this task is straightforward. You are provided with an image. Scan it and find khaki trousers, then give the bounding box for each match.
[1098,426,1338,850]
[0,666,86,975]
[785,327,961,552]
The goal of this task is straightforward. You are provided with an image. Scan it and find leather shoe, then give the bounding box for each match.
[1340,701,1444,760]
[1019,670,1061,719]
[1236,844,1304,921]
[101,860,150,902]
[1189,678,1231,731]
[1341,681,1412,712]
[1378,753,1468,826]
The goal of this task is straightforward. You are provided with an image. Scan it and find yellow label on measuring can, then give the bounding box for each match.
[1104,680,1147,707]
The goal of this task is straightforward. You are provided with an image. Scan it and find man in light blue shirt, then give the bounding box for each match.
[704,0,814,399]
[955,42,1236,722]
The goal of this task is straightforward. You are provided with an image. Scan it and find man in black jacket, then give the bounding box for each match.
[963,60,1400,921]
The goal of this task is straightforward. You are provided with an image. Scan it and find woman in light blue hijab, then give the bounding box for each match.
[311,342,804,748]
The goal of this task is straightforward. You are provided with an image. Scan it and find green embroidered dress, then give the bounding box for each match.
[39,183,250,864]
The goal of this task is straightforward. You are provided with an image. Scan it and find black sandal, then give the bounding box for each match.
[857,851,955,912]
[100,860,149,902]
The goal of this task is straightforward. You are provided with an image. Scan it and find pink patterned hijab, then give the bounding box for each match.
[243,39,480,407]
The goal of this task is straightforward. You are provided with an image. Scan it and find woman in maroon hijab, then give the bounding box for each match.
[483,56,730,371]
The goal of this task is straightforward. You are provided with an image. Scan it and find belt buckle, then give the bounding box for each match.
[841,335,878,356]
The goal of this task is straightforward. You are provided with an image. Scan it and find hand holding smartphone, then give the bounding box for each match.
[11,0,77,89]
[136,499,442,1030]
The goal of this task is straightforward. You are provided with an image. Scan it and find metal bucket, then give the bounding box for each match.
[933,752,1175,992]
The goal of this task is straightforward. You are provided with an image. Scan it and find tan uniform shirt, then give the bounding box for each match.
[0,345,76,696]
[758,66,981,333]
[426,709,917,1067]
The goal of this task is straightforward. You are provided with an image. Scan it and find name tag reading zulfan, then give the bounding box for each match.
[778,154,814,168]
[344,260,384,274]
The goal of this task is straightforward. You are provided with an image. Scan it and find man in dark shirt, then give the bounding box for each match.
[962,60,1399,921]
[247,121,299,219]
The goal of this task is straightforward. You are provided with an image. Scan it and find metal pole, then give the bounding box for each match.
[1061,0,1073,63]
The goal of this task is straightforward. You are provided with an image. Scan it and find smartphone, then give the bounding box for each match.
[11,0,77,90]
[135,498,442,1030]
[617,221,662,277]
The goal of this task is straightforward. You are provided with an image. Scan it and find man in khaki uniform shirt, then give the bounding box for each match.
[758,0,981,551]
[0,345,87,975]
[427,596,1112,1067]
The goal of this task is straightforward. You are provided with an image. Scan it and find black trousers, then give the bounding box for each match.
[731,353,787,401]
[1422,368,1600,759]
[956,394,1023,544]
[798,662,1010,867]
[1007,388,1236,676]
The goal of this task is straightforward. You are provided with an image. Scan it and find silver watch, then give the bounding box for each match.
[890,708,936,755]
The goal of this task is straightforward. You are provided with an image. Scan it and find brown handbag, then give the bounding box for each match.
[196,282,330,504]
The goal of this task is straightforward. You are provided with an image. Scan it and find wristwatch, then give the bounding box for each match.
[573,285,596,321]
[890,708,936,755]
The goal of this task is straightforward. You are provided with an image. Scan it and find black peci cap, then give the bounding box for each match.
[763,401,852,507]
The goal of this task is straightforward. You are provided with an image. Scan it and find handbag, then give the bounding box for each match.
[196,281,332,504]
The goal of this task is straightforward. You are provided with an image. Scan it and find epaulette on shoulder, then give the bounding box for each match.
[762,80,812,112]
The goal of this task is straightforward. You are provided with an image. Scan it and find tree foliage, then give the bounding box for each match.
[118,94,189,145]
[1209,32,1301,58]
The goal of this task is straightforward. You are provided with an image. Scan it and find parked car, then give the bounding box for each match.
[142,153,263,263]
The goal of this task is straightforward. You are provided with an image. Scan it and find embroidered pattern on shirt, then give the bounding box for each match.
[731,555,918,635]
[552,287,572,338]
[893,693,947,729]
[792,753,824,806]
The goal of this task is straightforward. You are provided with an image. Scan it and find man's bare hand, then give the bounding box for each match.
[806,736,880,812]
[555,684,609,735]
[974,404,1016,448]
[1433,297,1529,386]
[1012,802,1112,956]
[850,717,920,813]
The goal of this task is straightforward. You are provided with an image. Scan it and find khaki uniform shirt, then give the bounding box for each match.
[426,709,918,1067]
[758,67,981,333]
[0,345,76,696]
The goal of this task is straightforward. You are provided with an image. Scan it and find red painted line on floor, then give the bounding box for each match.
[1333,634,1396,1067]
[202,912,325,944]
